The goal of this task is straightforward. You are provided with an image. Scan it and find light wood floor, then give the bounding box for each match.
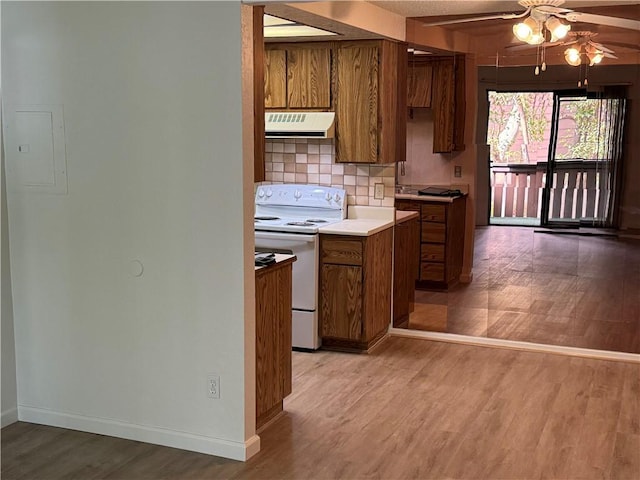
[2,337,639,479]
[407,227,640,354]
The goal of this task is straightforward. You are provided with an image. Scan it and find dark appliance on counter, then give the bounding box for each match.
[418,187,462,197]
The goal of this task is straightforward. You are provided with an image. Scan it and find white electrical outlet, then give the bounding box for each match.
[374,183,384,200]
[207,374,220,399]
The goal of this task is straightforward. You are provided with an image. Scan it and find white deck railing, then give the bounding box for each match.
[490,161,607,222]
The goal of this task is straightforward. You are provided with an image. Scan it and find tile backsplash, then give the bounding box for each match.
[262,139,395,207]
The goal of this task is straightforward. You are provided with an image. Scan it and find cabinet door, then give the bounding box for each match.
[321,264,362,340]
[393,222,410,326]
[335,44,378,163]
[453,55,466,151]
[431,59,455,153]
[287,48,331,109]
[265,49,287,109]
[255,263,292,424]
[408,63,433,108]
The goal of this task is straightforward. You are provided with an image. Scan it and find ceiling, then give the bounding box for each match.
[264,1,640,63]
[368,1,640,18]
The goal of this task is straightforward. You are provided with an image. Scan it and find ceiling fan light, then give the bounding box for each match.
[528,32,545,45]
[588,51,604,65]
[545,17,570,40]
[513,17,541,43]
[564,47,582,66]
[513,21,533,42]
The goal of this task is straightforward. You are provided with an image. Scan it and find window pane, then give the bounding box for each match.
[556,98,609,161]
[487,92,554,164]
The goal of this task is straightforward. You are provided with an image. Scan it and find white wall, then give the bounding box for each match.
[2,119,19,428]
[2,1,257,460]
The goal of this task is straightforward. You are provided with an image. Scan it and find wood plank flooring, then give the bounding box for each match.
[407,227,640,353]
[3,337,639,479]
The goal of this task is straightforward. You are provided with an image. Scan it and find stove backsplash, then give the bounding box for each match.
[261,139,395,207]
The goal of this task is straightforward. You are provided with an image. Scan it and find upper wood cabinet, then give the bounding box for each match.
[408,62,433,108]
[287,48,331,109]
[264,44,331,110]
[334,43,378,163]
[334,40,407,164]
[263,40,407,164]
[407,54,466,154]
[431,58,456,153]
[264,49,286,109]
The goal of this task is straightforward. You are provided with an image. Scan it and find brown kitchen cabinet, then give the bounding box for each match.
[319,228,393,352]
[264,44,332,110]
[255,256,295,429]
[393,213,420,328]
[407,60,433,108]
[407,54,465,153]
[334,40,407,164]
[396,197,466,290]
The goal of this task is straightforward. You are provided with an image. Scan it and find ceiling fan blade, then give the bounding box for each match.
[589,42,615,54]
[536,6,572,15]
[563,12,640,31]
[600,41,640,51]
[421,10,530,27]
[603,52,619,59]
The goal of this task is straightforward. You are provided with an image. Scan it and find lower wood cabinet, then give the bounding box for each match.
[319,228,393,352]
[393,215,420,327]
[396,197,466,289]
[255,258,294,429]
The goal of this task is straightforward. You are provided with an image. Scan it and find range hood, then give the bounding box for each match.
[265,112,335,139]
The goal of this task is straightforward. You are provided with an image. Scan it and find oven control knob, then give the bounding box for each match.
[334,193,341,203]
[294,190,302,200]
[266,189,273,198]
[257,188,265,198]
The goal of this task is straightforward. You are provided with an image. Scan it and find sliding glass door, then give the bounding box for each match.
[544,93,626,227]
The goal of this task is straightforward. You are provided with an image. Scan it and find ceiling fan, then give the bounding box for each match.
[422,0,640,33]
[505,31,640,65]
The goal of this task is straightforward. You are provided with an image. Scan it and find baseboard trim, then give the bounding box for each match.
[17,406,261,461]
[1,407,18,428]
[389,328,640,364]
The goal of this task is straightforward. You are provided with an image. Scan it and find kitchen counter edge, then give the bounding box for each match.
[255,254,297,272]
[395,210,419,224]
[318,219,394,237]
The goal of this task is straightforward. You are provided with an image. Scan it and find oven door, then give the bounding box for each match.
[254,231,318,311]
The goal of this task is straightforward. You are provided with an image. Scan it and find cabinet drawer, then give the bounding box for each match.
[396,200,421,213]
[421,244,445,262]
[421,204,446,223]
[421,222,446,243]
[321,238,363,266]
[420,262,445,282]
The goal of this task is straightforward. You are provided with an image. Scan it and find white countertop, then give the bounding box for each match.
[254,253,296,271]
[318,205,394,236]
[318,218,394,236]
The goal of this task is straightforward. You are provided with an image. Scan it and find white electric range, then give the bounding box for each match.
[254,184,347,350]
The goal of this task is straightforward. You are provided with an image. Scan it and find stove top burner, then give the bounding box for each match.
[286,221,315,227]
[255,216,280,221]
[306,219,328,223]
